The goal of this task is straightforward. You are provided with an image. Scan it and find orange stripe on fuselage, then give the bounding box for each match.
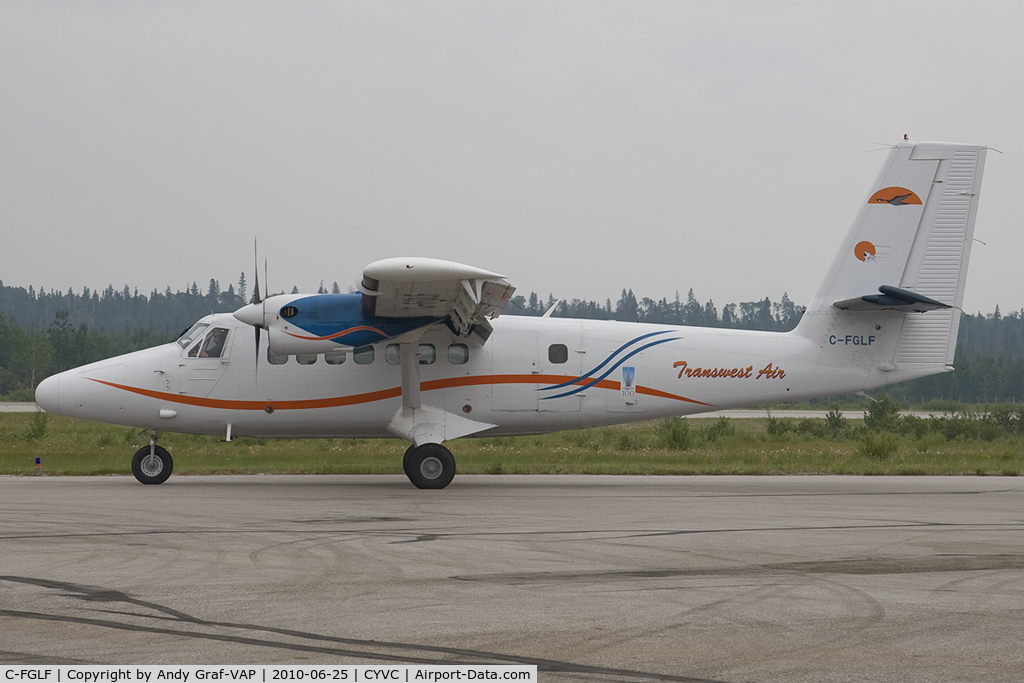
[422,374,618,391]
[284,325,387,342]
[89,378,402,410]
[637,385,708,403]
[88,374,710,411]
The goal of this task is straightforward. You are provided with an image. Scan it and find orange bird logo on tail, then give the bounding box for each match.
[868,187,922,206]
[854,241,877,262]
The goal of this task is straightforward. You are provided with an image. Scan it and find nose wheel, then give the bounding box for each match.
[131,444,173,485]
[403,443,456,489]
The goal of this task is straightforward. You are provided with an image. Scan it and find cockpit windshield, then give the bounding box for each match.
[176,321,210,349]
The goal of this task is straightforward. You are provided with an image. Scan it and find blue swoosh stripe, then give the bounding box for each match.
[539,330,674,392]
[540,336,680,400]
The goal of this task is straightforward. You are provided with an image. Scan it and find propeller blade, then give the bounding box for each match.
[261,255,268,356]
[254,324,261,384]
[253,239,262,305]
[253,239,262,383]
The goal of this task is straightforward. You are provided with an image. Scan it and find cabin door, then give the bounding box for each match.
[179,326,233,398]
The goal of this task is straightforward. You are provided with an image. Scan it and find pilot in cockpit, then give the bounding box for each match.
[198,328,228,358]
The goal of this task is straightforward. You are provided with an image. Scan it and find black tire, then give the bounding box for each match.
[402,444,416,480]
[406,443,456,490]
[131,445,173,485]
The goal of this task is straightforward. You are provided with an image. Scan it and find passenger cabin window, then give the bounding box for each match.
[325,351,346,365]
[296,354,317,365]
[385,343,436,365]
[548,344,568,364]
[188,328,229,358]
[353,346,375,365]
[448,343,469,365]
[267,348,288,365]
[419,344,436,365]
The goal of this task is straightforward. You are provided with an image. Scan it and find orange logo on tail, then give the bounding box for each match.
[868,187,922,206]
[854,241,876,261]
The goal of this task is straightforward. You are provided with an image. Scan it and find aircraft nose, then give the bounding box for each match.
[35,374,60,414]
[233,302,264,327]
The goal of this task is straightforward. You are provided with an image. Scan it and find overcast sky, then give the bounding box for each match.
[1,1,1021,314]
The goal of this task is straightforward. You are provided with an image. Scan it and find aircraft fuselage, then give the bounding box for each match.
[37,312,895,440]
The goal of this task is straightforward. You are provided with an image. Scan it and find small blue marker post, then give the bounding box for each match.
[35,457,41,476]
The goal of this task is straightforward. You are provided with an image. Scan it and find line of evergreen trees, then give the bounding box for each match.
[507,289,802,331]
[0,274,346,338]
[0,276,1021,403]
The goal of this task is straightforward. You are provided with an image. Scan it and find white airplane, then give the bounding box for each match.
[35,140,988,489]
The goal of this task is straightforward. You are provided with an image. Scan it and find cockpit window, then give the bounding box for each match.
[187,327,229,358]
[177,322,210,349]
[200,328,229,358]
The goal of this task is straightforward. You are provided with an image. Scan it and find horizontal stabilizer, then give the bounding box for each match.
[833,285,951,313]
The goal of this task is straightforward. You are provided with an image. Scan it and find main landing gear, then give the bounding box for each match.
[403,442,456,489]
[127,430,457,489]
[131,433,173,485]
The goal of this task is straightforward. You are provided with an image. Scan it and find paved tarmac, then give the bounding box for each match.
[2,474,1023,682]
[0,403,40,412]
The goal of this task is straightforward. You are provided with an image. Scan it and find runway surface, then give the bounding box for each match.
[3,474,1024,682]
[0,403,44,412]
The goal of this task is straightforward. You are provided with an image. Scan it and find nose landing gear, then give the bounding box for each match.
[131,433,173,485]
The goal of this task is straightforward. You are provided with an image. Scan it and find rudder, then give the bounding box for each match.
[796,140,987,382]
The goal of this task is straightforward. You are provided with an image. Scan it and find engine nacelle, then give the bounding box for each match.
[236,293,443,357]
[265,322,356,356]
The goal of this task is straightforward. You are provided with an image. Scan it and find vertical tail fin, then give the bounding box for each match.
[796,140,987,382]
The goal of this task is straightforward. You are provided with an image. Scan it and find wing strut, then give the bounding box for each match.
[387,333,497,446]
[399,339,422,413]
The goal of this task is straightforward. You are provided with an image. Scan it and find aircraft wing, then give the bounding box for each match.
[358,257,516,336]
[234,257,516,355]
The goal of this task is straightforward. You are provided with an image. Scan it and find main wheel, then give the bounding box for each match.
[402,443,416,480]
[131,445,173,485]
[405,443,456,490]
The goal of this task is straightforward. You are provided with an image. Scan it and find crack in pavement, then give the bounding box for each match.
[451,554,1024,583]
[0,576,722,683]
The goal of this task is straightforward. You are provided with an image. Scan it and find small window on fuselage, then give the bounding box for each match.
[325,351,346,365]
[548,344,568,364]
[353,346,374,365]
[419,344,436,365]
[267,348,288,365]
[296,354,317,365]
[384,344,437,365]
[448,343,469,365]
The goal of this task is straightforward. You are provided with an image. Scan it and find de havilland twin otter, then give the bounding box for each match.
[35,140,989,488]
